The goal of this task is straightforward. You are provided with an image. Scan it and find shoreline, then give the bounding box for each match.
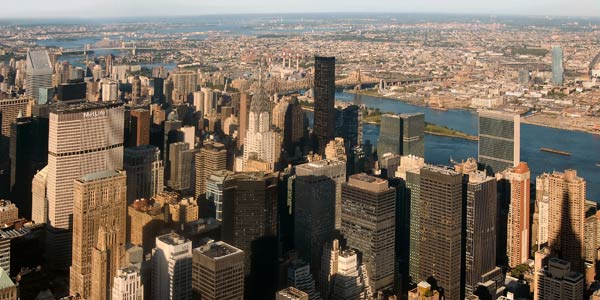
[347,90,600,136]
[522,116,600,136]
[363,120,478,141]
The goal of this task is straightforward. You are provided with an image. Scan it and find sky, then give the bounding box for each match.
[2,0,600,19]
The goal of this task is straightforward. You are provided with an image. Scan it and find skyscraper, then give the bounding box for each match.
[287,259,322,300]
[152,233,193,300]
[283,95,306,155]
[294,160,346,273]
[112,266,144,300]
[192,240,244,300]
[548,169,586,272]
[206,170,233,220]
[129,108,150,147]
[167,142,193,194]
[464,170,498,296]
[243,83,280,171]
[238,93,251,148]
[341,174,396,293]
[327,246,372,300]
[394,155,425,283]
[418,166,463,300]
[0,97,31,196]
[377,113,424,158]
[35,102,124,269]
[70,170,127,299]
[536,258,583,300]
[501,162,531,268]
[534,173,550,251]
[478,110,520,174]
[127,199,166,255]
[9,114,48,219]
[335,105,360,152]
[401,113,425,157]
[194,141,227,199]
[221,172,278,274]
[25,50,53,102]
[552,46,564,85]
[124,145,164,204]
[313,56,336,155]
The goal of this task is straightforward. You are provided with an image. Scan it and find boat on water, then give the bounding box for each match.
[596,163,600,167]
[540,147,571,156]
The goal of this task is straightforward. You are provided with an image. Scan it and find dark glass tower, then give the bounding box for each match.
[418,166,463,300]
[335,105,360,153]
[478,111,520,175]
[377,113,424,158]
[341,173,396,293]
[313,56,336,155]
[9,115,48,219]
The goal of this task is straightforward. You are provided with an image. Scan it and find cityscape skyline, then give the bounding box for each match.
[1,7,600,300]
[2,0,600,19]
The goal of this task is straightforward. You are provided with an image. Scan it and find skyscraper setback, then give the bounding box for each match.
[313,56,336,155]
[70,170,127,299]
[35,102,124,269]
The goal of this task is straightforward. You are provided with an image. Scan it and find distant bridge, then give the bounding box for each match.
[590,52,600,75]
[57,45,192,55]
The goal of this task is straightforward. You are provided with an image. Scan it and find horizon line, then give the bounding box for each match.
[2,10,600,22]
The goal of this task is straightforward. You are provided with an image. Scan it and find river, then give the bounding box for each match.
[310,92,600,201]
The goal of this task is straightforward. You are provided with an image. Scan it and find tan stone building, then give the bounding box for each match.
[70,170,127,299]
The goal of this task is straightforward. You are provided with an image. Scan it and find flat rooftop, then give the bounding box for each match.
[196,241,242,259]
[157,232,188,246]
[78,170,122,182]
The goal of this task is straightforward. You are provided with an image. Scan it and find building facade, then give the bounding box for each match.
[478,110,520,175]
[341,174,396,293]
[548,169,586,272]
[69,170,127,299]
[152,233,193,300]
[124,145,164,204]
[194,141,227,199]
[313,56,336,155]
[38,102,124,269]
[417,166,463,300]
[192,240,244,300]
[464,171,497,296]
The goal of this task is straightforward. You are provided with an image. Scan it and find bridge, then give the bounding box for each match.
[247,70,449,95]
[335,69,380,89]
[57,43,192,56]
[590,52,600,76]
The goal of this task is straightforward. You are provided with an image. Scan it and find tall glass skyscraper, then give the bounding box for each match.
[377,113,425,158]
[25,50,53,103]
[478,110,520,175]
[313,56,336,155]
[552,46,564,85]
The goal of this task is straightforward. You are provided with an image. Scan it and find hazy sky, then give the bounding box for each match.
[2,0,600,19]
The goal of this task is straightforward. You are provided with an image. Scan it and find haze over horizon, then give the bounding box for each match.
[2,0,600,19]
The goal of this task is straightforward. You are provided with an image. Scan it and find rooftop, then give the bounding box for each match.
[157,232,188,246]
[0,267,14,289]
[196,240,242,259]
[78,170,122,182]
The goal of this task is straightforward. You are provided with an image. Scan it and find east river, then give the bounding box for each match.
[312,92,600,201]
